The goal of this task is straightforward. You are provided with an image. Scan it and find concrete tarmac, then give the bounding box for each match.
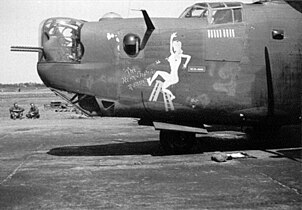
[0,116,301,209]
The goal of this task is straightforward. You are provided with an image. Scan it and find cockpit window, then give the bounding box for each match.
[195,3,208,7]
[225,2,242,7]
[179,2,243,25]
[180,6,209,19]
[233,8,242,23]
[184,7,209,18]
[209,3,225,8]
[191,8,206,18]
[212,9,232,24]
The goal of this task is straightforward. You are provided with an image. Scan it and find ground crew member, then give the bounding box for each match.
[9,103,25,120]
[26,103,40,119]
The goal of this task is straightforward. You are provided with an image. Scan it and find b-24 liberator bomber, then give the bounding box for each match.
[11,0,301,153]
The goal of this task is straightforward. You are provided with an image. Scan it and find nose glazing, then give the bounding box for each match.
[40,18,84,63]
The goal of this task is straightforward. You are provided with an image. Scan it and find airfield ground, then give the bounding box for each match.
[0,89,301,209]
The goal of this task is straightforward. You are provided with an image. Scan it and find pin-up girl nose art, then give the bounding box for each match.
[147,32,191,110]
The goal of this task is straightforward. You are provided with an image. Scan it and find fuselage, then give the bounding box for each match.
[37,1,301,127]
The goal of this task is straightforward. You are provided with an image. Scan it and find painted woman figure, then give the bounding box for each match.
[147,32,191,100]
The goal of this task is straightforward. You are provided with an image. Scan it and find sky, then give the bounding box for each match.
[0,0,255,84]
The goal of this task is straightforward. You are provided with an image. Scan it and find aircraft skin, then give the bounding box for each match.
[12,1,302,152]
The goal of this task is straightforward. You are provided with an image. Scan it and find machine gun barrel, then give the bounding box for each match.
[11,46,43,53]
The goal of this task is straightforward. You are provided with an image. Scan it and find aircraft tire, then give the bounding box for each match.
[160,130,196,154]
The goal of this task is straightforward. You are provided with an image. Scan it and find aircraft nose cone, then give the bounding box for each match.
[37,62,73,90]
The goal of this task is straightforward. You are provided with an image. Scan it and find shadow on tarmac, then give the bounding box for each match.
[48,126,301,158]
[48,141,162,156]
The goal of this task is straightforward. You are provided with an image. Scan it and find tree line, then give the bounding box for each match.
[0,83,45,88]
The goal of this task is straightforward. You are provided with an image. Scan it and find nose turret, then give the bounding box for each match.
[39,18,85,63]
[37,18,87,90]
[37,17,119,100]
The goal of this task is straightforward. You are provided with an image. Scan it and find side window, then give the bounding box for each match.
[233,8,242,23]
[212,9,232,24]
[272,29,284,40]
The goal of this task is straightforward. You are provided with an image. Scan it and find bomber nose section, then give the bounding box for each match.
[37,18,85,89]
[37,17,119,100]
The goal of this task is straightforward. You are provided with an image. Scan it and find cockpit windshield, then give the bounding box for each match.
[179,2,243,25]
[179,4,209,19]
[40,18,85,62]
[181,7,209,19]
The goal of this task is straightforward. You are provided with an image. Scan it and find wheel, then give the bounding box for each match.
[160,130,196,154]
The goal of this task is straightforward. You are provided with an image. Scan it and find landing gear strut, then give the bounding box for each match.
[160,130,196,154]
